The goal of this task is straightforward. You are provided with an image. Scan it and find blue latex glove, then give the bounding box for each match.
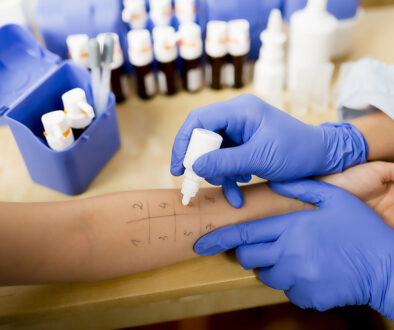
[171,94,368,208]
[194,180,394,320]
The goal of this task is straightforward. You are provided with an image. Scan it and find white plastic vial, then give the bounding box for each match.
[181,128,223,206]
[42,111,75,152]
[178,22,203,92]
[127,29,156,99]
[62,88,95,129]
[254,9,286,109]
[205,20,228,90]
[122,0,148,29]
[175,0,196,24]
[287,0,337,91]
[149,0,172,27]
[66,34,89,69]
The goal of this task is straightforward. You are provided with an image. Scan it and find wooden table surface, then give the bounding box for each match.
[0,6,393,329]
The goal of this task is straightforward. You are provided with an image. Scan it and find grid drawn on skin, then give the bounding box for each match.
[125,194,221,245]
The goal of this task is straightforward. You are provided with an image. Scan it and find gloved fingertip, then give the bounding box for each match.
[194,234,226,256]
[170,166,184,177]
[192,156,208,177]
[223,181,244,209]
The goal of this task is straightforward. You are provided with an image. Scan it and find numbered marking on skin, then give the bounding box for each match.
[130,240,141,247]
[158,236,169,241]
[206,224,216,232]
[204,195,215,203]
[184,231,194,237]
[132,202,144,210]
[159,202,168,209]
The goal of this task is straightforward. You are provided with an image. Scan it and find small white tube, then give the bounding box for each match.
[181,128,223,206]
[62,88,95,129]
[42,111,75,151]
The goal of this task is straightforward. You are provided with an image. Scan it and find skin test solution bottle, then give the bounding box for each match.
[254,9,286,109]
[205,21,228,90]
[62,88,95,139]
[42,111,75,152]
[175,0,196,24]
[127,29,156,100]
[153,26,178,96]
[227,19,250,89]
[182,128,223,206]
[149,0,172,27]
[66,34,89,69]
[178,22,203,93]
[287,0,337,96]
[97,33,128,104]
[122,0,148,29]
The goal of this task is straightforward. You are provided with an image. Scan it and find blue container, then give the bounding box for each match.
[36,0,131,71]
[0,24,121,195]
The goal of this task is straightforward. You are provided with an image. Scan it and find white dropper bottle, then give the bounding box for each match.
[182,128,223,206]
[254,9,286,109]
[287,0,337,91]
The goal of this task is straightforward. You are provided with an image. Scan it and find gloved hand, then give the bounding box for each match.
[194,180,394,320]
[171,94,368,208]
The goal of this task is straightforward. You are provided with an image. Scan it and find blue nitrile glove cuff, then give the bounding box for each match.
[369,255,394,321]
[320,122,369,173]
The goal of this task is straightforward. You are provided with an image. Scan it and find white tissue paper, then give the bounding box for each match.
[337,57,394,121]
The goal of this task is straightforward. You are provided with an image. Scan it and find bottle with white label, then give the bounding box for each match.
[149,0,172,27]
[42,111,75,152]
[205,21,228,90]
[178,22,203,93]
[128,29,156,100]
[122,0,148,29]
[153,26,178,95]
[62,88,95,139]
[181,128,223,206]
[97,33,128,103]
[175,0,196,24]
[254,9,286,109]
[227,19,250,89]
[66,34,89,69]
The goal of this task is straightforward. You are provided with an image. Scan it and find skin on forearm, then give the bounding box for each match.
[0,184,312,285]
[350,111,394,162]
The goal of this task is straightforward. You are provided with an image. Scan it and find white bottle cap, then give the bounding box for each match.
[153,25,177,63]
[205,20,228,58]
[97,33,124,69]
[149,0,172,26]
[178,22,202,60]
[227,19,250,57]
[181,128,223,206]
[175,0,196,24]
[62,88,95,129]
[127,29,154,67]
[42,111,75,151]
[122,0,148,29]
[66,34,89,68]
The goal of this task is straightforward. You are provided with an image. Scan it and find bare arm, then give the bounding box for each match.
[0,183,310,286]
[350,111,394,162]
[1,161,393,286]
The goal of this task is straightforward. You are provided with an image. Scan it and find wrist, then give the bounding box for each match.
[319,122,369,174]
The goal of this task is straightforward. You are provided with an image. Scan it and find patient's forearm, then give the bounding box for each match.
[0,184,311,285]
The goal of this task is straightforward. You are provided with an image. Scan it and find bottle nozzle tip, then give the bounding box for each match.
[182,195,191,206]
